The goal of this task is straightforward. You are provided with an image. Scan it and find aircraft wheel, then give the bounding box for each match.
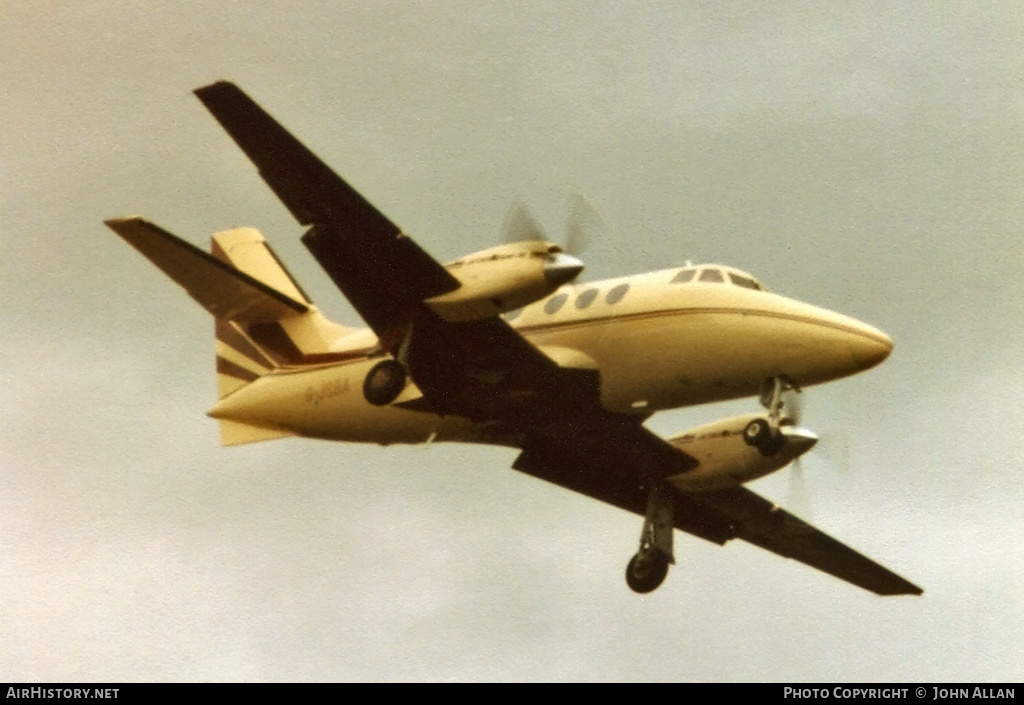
[743,418,772,447]
[743,418,785,456]
[363,359,408,406]
[625,552,670,594]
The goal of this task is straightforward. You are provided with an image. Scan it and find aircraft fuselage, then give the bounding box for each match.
[207,263,891,445]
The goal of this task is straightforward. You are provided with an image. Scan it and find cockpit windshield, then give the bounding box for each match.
[671,266,764,291]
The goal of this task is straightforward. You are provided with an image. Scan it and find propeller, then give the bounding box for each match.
[501,202,546,245]
[565,191,604,256]
[778,389,852,520]
[501,190,604,258]
[781,388,814,518]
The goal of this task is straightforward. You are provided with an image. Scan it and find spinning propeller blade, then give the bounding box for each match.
[501,191,605,258]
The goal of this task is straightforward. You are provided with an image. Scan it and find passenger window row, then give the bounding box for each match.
[544,283,630,315]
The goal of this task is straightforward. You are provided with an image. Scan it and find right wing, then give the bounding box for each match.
[194,81,459,340]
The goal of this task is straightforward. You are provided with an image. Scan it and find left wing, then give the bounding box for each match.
[194,81,459,340]
[513,441,921,596]
[684,487,922,595]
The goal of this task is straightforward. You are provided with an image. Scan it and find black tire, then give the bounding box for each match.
[625,552,670,594]
[744,418,784,457]
[363,359,408,406]
[743,418,772,447]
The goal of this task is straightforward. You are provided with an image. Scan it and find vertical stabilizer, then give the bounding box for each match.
[211,227,353,370]
[210,227,311,304]
[106,216,353,445]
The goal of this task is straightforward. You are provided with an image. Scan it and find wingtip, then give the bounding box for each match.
[193,80,239,99]
[885,581,924,597]
[104,216,144,231]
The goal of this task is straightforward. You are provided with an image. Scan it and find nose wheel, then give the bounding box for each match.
[746,375,798,456]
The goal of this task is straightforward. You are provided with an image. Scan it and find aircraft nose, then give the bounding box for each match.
[544,253,585,286]
[849,323,893,370]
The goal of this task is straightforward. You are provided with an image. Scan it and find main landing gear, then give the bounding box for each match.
[363,359,408,406]
[625,485,674,593]
[362,326,414,406]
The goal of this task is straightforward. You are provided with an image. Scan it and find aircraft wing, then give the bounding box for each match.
[195,80,699,470]
[688,487,923,595]
[513,443,921,596]
[194,81,460,339]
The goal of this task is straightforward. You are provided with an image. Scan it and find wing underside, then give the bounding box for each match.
[513,441,921,596]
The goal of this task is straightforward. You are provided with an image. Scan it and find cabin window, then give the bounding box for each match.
[503,308,523,321]
[672,269,696,284]
[575,288,599,309]
[605,283,630,304]
[544,293,569,314]
[699,268,724,283]
[728,272,761,290]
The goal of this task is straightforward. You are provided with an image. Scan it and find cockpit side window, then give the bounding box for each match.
[698,268,724,283]
[671,269,696,284]
[728,272,762,290]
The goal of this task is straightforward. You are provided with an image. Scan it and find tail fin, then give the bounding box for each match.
[206,225,353,386]
[105,217,353,444]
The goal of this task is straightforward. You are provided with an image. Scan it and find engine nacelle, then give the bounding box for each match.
[665,413,817,492]
[424,241,583,322]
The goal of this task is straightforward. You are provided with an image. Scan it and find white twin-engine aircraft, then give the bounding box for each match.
[106,82,921,596]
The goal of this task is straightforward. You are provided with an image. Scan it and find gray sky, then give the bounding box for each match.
[2,1,1022,681]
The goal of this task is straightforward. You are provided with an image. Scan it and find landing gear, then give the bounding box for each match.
[626,551,670,593]
[745,375,798,456]
[363,359,407,406]
[625,485,674,594]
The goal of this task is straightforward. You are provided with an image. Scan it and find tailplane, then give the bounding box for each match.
[105,217,353,444]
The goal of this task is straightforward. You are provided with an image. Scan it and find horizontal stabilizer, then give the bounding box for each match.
[105,217,308,324]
